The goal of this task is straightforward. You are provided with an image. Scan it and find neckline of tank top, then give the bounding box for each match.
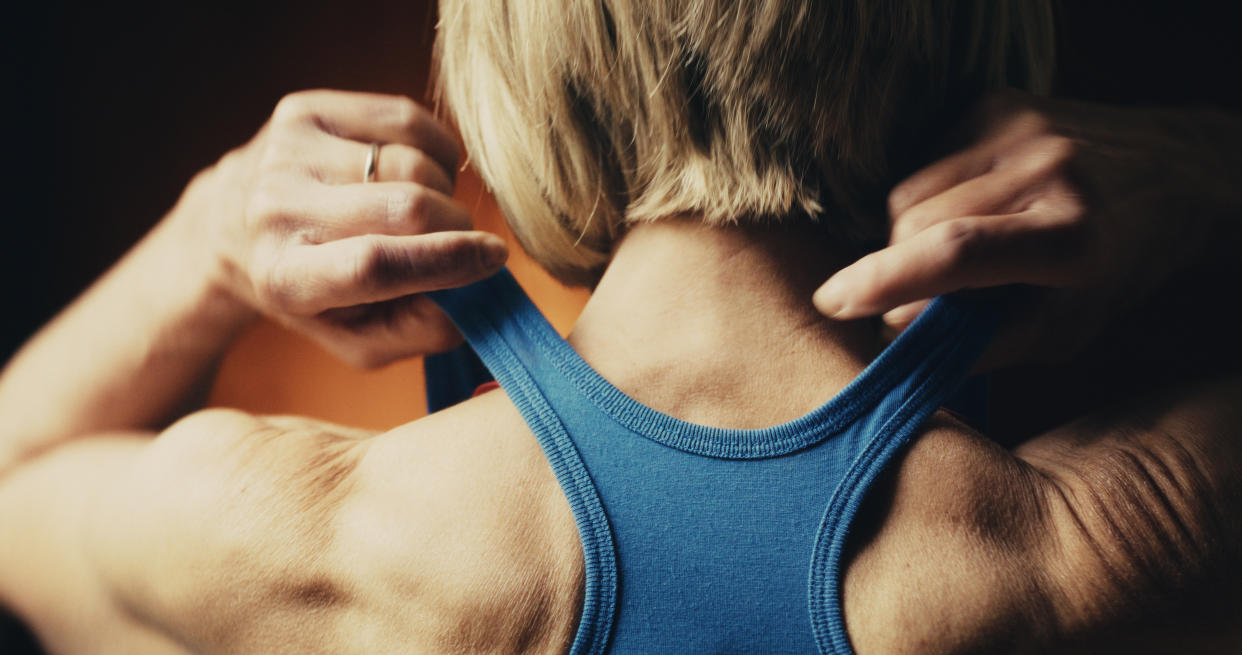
[484,271,991,460]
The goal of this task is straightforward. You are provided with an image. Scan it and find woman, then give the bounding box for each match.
[2,1,1239,653]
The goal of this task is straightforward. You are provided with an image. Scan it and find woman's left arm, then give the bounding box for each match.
[814,91,1242,372]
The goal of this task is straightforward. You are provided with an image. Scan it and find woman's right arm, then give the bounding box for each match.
[0,90,507,475]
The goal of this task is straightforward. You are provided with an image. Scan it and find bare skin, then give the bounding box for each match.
[4,218,1240,654]
[2,92,1241,653]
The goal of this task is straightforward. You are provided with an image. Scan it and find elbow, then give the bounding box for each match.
[1028,427,1242,650]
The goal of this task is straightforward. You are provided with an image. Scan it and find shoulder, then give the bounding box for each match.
[1012,377,1242,652]
[89,409,376,651]
[335,389,582,654]
[117,396,581,654]
[843,412,1059,654]
[847,378,1242,654]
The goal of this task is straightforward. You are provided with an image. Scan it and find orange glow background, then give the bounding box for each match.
[207,170,590,429]
[188,3,589,430]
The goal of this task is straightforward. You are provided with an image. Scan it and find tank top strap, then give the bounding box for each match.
[430,269,1000,655]
[428,269,617,655]
[809,293,999,654]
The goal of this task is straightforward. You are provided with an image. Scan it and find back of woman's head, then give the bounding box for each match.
[436,0,1054,286]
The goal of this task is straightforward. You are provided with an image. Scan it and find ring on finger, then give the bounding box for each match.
[364,142,381,183]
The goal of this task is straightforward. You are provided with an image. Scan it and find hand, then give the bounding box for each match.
[812,90,1242,368]
[185,90,508,368]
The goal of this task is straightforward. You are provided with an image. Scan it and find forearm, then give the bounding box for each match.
[0,170,255,473]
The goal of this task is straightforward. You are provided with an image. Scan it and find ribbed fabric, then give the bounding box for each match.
[428,269,996,655]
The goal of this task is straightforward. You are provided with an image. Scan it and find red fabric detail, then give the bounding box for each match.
[471,380,502,397]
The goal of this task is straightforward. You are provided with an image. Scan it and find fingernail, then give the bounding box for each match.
[882,305,920,328]
[483,236,508,267]
[814,278,848,318]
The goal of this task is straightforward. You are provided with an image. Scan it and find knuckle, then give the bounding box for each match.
[255,137,300,176]
[887,181,920,218]
[1010,136,1076,181]
[254,262,300,313]
[937,219,987,267]
[387,187,432,232]
[1038,135,1076,166]
[1011,108,1053,136]
[247,184,297,234]
[247,183,283,223]
[892,202,935,240]
[1032,181,1090,227]
[272,92,312,123]
[393,96,424,131]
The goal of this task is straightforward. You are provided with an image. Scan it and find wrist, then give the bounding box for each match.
[160,160,260,327]
[152,170,259,333]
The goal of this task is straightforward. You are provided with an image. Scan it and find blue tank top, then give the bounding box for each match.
[428,269,997,655]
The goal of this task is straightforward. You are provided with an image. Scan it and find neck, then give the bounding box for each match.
[567,219,881,429]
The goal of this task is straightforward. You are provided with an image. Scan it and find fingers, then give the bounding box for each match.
[300,295,465,368]
[881,300,930,331]
[236,91,495,367]
[273,90,460,175]
[252,182,471,242]
[892,136,1076,242]
[887,102,1059,218]
[329,139,454,191]
[888,147,994,218]
[253,231,508,315]
[813,211,1089,320]
[265,109,454,190]
[846,98,1086,326]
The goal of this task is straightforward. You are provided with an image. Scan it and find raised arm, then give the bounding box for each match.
[814,91,1242,378]
[0,90,507,651]
[0,90,506,475]
[830,93,1242,653]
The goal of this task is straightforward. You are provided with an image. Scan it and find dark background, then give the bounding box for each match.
[5,1,1242,361]
[3,1,1241,652]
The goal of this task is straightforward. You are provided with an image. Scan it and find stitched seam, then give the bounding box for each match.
[440,289,619,655]
[511,283,957,459]
[806,304,994,655]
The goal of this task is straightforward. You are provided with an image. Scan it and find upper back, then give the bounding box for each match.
[103,274,1050,655]
[334,391,584,655]
[400,271,1023,655]
[113,364,1052,655]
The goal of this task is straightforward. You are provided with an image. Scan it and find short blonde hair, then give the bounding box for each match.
[436,0,1054,286]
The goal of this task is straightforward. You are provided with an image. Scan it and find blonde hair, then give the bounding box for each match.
[436,0,1054,286]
